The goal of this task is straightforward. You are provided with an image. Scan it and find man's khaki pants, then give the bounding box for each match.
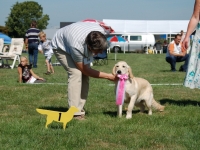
[53,49,89,115]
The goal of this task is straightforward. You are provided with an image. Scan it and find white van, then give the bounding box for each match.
[107,33,155,53]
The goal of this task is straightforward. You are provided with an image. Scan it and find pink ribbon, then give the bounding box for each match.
[116,74,128,105]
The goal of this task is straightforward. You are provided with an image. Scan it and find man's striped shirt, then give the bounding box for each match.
[25,28,40,44]
[51,22,107,62]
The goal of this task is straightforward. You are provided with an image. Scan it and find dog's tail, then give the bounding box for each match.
[152,99,165,112]
[36,109,50,115]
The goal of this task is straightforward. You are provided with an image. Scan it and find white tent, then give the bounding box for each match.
[103,19,189,35]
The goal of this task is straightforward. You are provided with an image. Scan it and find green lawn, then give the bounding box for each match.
[0,53,200,150]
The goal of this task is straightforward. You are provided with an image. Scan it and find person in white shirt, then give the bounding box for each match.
[51,22,117,120]
[38,31,54,75]
[180,30,186,42]
[166,34,189,72]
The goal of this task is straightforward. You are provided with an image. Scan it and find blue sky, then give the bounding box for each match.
[0,0,194,28]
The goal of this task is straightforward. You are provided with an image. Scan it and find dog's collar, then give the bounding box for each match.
[117,74,128,80]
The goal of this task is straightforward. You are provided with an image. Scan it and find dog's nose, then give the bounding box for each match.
[117,70,121,74]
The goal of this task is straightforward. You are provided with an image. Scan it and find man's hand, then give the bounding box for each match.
[107,73,118,81]
[179,53,186,57]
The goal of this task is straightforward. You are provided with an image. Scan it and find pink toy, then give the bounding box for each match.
[116,74,128,105]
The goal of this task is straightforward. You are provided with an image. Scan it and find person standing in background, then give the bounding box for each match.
[38,31,54,75]
[162,40,168,53]
[25,20,40,68]
[180,30,186,42]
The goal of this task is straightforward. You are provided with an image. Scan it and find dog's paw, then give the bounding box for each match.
[118,114,122,118]
[148,110,152,115]
[126,114,132,119]
[159,106,165,112]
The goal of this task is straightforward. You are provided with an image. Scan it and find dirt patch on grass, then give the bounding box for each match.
[0,112,9,116]
[6,104,19,109]
[88,139,127,150]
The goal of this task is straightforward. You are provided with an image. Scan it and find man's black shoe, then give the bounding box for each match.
[179,65,184,72]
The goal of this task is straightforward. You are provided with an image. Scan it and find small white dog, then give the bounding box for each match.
[112,61,165,119]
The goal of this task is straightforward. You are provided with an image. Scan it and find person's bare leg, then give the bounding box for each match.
[50,64,54,73]
[46,60,50,72]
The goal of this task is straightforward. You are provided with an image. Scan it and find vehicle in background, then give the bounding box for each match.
[107,33,155,53]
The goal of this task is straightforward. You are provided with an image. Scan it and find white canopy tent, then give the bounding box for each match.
[103,19,190,35]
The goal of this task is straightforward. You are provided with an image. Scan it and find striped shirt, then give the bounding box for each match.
[51,22,107,62]
[25,28,40,44]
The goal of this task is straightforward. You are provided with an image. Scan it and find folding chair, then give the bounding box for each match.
[93,49,108,65]
[154,48,163,54]
[0,39,9,54]
[154,42,163,54]
[0,38,24,69]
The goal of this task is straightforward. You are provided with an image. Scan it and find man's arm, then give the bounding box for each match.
[70,48,116,81]
[168,44,185,57]
[75,62,116,81]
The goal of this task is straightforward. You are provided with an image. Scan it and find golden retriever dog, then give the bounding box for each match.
[36,106,79,130]
[112,61,165,119]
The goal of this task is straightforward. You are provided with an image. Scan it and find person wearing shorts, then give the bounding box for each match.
[38,31,54,75]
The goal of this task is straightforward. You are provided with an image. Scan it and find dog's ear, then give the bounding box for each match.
[128,65,134,79]
[112,64,116,75]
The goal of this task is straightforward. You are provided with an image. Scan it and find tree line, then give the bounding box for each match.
[0,1,49,38]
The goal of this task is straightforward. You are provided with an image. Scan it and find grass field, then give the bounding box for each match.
[0,53,200,150]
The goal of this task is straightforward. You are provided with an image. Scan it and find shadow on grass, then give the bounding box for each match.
[160,69,172,72]
[160,98,200,106]
[49,125,64,130]
[103,110,141,118]
[37,106,68,112]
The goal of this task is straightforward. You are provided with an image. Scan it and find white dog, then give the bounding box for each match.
[112,61,165,119]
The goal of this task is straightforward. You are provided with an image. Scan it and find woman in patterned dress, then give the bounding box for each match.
[183,0,200,89]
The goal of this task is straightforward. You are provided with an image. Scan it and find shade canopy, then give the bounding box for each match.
[103,19,189,34]
[0,32,11,44]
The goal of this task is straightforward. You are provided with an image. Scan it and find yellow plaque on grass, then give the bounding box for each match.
[36,106,79,130]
